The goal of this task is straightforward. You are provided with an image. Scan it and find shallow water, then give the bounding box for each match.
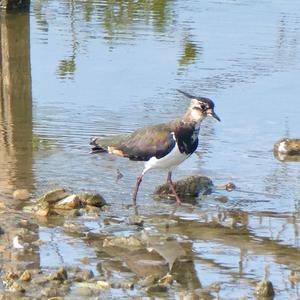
[1,0,300,298]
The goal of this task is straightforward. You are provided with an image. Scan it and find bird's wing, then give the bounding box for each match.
[91,123,176,161]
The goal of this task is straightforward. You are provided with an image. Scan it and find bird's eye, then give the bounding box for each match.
[200,104,207,111]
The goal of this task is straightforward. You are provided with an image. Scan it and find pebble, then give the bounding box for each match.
[254,280,275,297]
[146,284,168,294]
[49,267,68,282]
[13,189,30,200]
[54,194,81,209]
[74,287,94,297]
[20,270,31,281]
[128,215,144,226]
[38,188,69,204]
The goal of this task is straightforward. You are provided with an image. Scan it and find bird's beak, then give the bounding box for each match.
[207,109,221,122]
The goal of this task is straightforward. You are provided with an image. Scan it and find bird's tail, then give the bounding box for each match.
[90,135,127,154]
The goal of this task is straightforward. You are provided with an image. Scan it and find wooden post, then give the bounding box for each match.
[0,0,30,11]
[0,12,37,273]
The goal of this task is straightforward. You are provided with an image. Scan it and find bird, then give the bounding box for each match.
[90,90,220,209]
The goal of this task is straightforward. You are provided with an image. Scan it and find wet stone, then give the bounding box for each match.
[214,195,228,203]
[17,219,39,231]
[49,267,68,282]
[20,270,31,282]
[288,273,300,282]
[181,292,200,300]
[154,175,213,199]
[273,138,300,161]
[13,189,30,201]
[84,205,102,214]
[254,280,275,298]
[158,273,173,285]
[9,281,25,293]
[128,215,144,226]
[146,284,169,294]
[142,275,159,287]
[53,194,81,209]
[41,287,61,298]
[74,269,94,281]
[79,257,90,264]
[74,286,94,297]
[37,188,70,204]
[103,236,143,250]
[78,192,106,207]
[111,281,134,289]
[31,275,49,285]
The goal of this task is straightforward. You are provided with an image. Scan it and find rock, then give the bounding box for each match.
[288,274,300,283]
[84,205,102,214]
[103,236,143,250]
[96,280,110,289]
[34,204,50,217]
[1,271,18,281]
[128,215,144,226]
[181,292,200,300]
[78,193,106,207]
[17,219,38,231]
[154,175,213,199]
[74,269,94,281]
[74,287,94,297]
[9,281,25,293]
[111,281,134,289]
[13,189,30,200]
[254,280,275,297]
[31,275,49,285]
[79,257,90,265]
[158,273,173,285]
[142,275,159,287]
[49,267,68,282]
[41,287,60,298]
[37,188,69,204]
[146,284,168,294]
[20,270,31,281]
[214,195,228,203]
[273,138,300,161]
[53,195,81,209]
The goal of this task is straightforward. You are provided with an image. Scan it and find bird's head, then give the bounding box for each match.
[178,89,220,123]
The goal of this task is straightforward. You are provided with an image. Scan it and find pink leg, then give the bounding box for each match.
[167,171,181,205]
[132,175,142,208]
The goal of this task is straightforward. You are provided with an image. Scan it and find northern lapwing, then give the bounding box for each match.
[90,90,220,208]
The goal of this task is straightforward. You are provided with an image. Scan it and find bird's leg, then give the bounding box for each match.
[166,171,181,205]
[132,175,143,210]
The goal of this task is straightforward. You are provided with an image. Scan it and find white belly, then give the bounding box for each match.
[142,143,188,175]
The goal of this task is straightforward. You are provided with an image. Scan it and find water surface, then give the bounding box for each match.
[0,1,300,298]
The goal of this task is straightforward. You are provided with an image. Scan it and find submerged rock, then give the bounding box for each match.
[20,270,31,282]
[146,284,168,294]
[13,189,30,201]
[273,138,300,161]
[49,267,68,282]
[128,215,144,226]
[37,188,70,204]
[53,195,81,209]
[254,280,275,298]
[25,189,106,217]
[103,236,143,250]
[154,175,213,199]
[78,193,106,207]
